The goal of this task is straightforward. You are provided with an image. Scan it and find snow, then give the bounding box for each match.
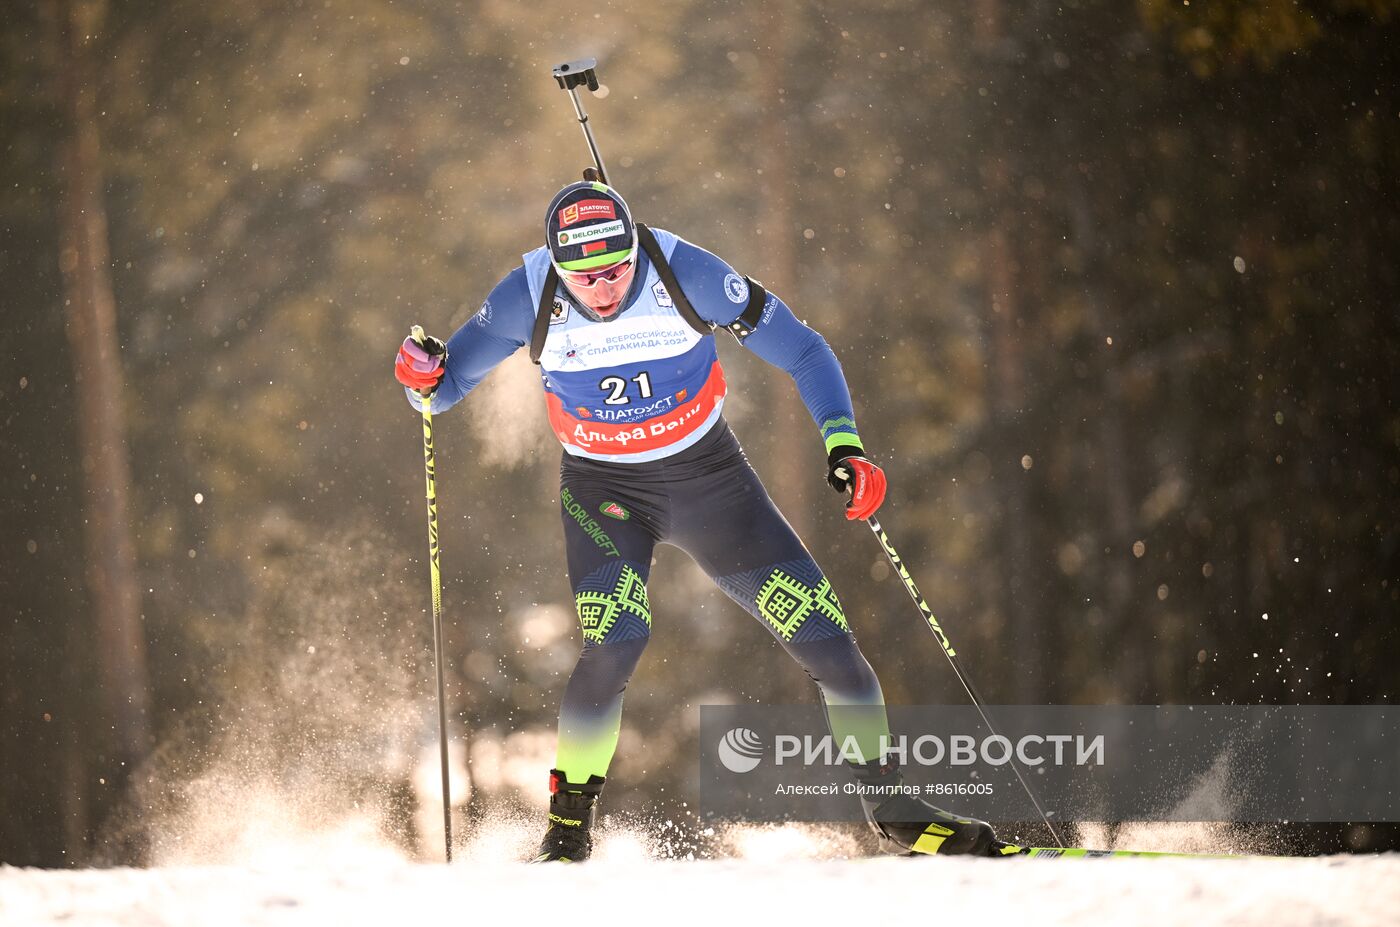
[4,838,1397,927]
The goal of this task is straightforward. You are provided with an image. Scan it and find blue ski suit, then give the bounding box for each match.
[408,229,889,782]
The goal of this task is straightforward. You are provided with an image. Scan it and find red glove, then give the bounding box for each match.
[827,448,887,521]
[394,334,446,393]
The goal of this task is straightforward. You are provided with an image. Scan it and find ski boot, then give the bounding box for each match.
[533,769,605,863]
[855,760,1000,857]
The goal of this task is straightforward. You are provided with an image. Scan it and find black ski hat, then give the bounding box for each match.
[545,181,635,271]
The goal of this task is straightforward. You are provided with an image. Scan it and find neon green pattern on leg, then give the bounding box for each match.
[555,712,623,783]
[756,571,848,641]
[825,703,892,766]
[575,564,651,644]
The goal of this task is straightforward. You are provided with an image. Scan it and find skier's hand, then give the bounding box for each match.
[827,447,887,521]
[395,333,447,394]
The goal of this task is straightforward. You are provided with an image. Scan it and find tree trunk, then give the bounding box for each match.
[756,0,810,537]
[983,214,1044,703]
[50,0,152,813]
[1062,136,1140,701]
[976,0,1043,703]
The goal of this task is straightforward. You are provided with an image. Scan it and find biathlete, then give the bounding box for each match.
[394,180,1001,861]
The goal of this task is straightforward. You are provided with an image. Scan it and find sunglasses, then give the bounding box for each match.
[559,257,635,286]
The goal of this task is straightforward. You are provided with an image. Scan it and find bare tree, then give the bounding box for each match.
[756,0,810,536]
[50,0,152,818]
[974,0,1045,702]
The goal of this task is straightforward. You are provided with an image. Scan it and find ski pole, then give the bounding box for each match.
[865,515,1066,848]
[552,58,610,184]
[410,324,454,863]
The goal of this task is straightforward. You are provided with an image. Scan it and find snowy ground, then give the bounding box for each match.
[5,854,1400,927]
[5,825,1398,927]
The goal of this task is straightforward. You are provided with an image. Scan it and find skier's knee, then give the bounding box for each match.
[789,636,883,703]
[574,561,652,645]
[716,560,850,643]
[567,635,649,703]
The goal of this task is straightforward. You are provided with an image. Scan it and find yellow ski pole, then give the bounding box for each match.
[410,325,453,862]
[865,515,1065,849]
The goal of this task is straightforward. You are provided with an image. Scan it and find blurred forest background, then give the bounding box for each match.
[2,0,1397,867]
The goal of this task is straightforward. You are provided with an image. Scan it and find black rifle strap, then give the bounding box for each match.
[722,276,768,342]
[529,264,560,365]
[636,223,713,337]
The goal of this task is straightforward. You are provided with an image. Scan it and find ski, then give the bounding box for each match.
[999,844,1263,860]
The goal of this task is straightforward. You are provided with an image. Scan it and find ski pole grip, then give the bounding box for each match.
[407,325,446,400]
[409,325,446,356]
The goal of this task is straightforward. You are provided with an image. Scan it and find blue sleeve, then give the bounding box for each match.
[668,237,865,454]
[406,265,535,414]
